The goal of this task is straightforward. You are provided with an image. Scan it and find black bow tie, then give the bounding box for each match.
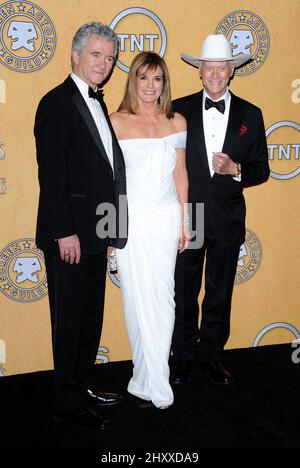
[88,86,104,101]
[205,97,225,114]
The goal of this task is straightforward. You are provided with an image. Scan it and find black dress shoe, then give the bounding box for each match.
[87,388,123,406]
[199,360,234,385]
[170,359,197,384]
[54,406,108,429]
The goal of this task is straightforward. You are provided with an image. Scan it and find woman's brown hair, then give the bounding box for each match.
[118,52,174,119]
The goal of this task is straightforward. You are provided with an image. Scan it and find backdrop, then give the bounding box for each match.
[0,0,299,376]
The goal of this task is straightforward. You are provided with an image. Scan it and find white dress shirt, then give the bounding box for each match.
[71,73,114,174]
[202,87,231,177]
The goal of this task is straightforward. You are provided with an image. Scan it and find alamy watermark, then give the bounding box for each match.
[96,196,204,249]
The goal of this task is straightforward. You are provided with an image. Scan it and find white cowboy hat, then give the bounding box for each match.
[181,34,252,68]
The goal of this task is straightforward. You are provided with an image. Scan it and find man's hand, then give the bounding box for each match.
[58,234,81,264]
[212,152,237,175]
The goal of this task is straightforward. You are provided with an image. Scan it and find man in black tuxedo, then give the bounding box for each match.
[171,34,269,385]
[34,22,127,428]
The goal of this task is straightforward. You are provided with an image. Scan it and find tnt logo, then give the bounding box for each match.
[110,7,167,73]
[266,121,300,180]
[253,323,300,348]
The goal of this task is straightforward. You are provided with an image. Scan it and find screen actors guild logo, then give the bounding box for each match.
[291,79,300,104]
[215,10,270,75]
[0,177,7,194]
[0,238,48,302]
[7,20,37,51]
[229,30,254,56]
[13,256,42,283]
[110,7,167,73]
[266,121,300,180]
[235,228,262,284]
[0,1,56,72]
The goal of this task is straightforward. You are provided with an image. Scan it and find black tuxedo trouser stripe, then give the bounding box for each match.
[173,238,240,363]
[44,250,107,413]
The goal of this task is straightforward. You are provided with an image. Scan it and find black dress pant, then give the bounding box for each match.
[44,249,107,413]
[173,232,240,363]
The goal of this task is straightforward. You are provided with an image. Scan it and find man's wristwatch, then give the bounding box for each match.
[233,162,241,178]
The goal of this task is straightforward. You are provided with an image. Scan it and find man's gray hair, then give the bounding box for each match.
[71,21,119,69]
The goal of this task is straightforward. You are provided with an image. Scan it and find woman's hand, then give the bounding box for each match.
[178,223,191,253]
[107,246,115,257]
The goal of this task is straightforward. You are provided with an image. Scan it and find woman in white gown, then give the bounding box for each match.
[110,52,189,409]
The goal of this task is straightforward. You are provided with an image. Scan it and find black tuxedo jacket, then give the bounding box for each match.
[173,90,269,247]
[34,75,127,254]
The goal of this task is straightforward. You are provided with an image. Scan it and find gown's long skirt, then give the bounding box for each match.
[116,135,185,408]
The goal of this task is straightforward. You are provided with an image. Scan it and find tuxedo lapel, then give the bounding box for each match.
[100,98,123,173]
[64,76,111,168]
[222,92,245,155]
[189,91,210,174]
[72,92,112,167]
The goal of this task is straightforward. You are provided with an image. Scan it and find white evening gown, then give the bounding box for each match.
[116,131,187,408]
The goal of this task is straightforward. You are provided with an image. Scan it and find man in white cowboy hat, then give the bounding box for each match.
[171,34,269,385]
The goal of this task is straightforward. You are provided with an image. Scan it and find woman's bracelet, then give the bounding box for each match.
[182,213,190,226]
